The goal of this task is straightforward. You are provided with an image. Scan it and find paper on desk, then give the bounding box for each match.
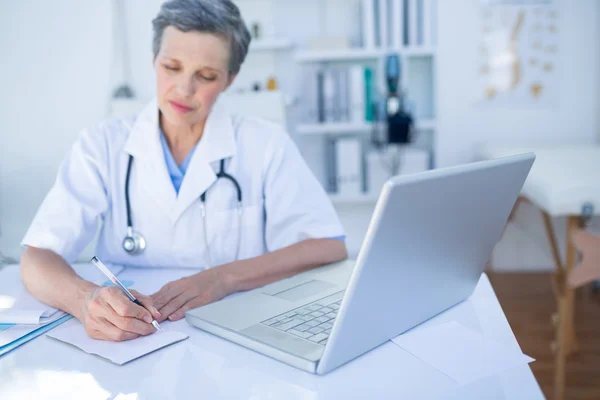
[0,263,123,324]
[391,321,534,385]
[47,319,189,365]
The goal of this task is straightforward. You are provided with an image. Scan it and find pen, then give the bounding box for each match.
[90,256,162,332]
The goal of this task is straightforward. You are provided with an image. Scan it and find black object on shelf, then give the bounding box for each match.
[372,54,414,148]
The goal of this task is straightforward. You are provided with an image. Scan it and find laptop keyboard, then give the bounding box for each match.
[261,298,342,346]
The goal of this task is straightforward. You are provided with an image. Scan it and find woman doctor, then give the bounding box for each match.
[20,0,347,342]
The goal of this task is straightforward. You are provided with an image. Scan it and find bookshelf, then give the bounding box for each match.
[244,0,438,206]
[293,0,437,203]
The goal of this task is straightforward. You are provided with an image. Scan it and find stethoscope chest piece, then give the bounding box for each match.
[122,226,146,255]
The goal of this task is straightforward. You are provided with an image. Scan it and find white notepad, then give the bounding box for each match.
[47,319,188,365]
[391,321,534,385]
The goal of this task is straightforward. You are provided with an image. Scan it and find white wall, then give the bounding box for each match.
[0,1,116,260]
[436,0,600,168]
[434,0,600,271]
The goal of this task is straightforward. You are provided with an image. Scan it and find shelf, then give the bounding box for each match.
[294,46,435,63]
[328,193,379,205]
[295,49,381,63]
[296,122,373,136]
[295,119,435,136]
[396,46,436,57]
[249,38,293,52]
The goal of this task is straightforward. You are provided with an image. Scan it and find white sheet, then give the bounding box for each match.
[47,318,188,365]
[391,321,534,385]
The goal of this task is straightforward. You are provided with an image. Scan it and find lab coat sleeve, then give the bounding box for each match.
[21,128,110,263]
[263,131,345,252]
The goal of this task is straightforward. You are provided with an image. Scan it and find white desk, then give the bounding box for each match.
[0,266,543,399]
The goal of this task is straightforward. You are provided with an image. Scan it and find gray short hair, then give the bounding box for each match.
[152,0,251,75]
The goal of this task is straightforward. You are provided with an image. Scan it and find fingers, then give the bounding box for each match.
[82,311,140,342]
[83,287,156,342]
[108,312,156,336]
[157,293,189,322]
[165,304,189,322]
[130,289,161,321]
[96,317,140,342]
[166,298,206,322]
[104,287,153,323]
[151,282,179,311]
[100,287,156,336]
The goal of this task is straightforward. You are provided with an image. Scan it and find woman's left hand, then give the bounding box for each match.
[150,268,231,322]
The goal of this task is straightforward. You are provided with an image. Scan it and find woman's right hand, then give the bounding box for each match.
[79,286,161,341]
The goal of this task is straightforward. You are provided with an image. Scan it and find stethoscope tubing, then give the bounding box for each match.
[124,155,243,267]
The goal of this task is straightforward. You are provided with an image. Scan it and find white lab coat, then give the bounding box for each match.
[22,99,345,269]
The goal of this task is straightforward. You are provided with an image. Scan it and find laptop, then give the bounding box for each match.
[185,152,535,375]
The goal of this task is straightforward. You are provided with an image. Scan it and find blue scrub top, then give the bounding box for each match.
[159,128,197,195]
[158,127,345,242]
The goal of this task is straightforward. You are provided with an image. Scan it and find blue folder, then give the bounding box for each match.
[0,314,74,357]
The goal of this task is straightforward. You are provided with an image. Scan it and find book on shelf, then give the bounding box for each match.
[364,67,375,122]
[360,0,435,49]
[335,138,363,197]
[312,65,376,126]
[316,70,325,123]
[360,0,376,49]
[349,65,366,124]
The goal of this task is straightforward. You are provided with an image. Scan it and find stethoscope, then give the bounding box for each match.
[122,155,243,268]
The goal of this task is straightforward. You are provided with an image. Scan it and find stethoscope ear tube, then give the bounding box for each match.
[217,159,242,203]
[124,155,134,228]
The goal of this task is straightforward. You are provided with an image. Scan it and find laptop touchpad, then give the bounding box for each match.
[269,280,334,302]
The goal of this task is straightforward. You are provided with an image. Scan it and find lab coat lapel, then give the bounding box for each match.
[123,99,177,222]
[172,100,237,223]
